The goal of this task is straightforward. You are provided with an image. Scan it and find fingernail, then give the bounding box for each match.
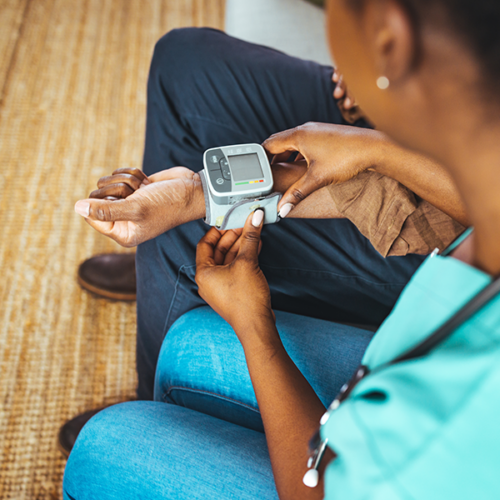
[75,201,90,217]
[140,182,147,188]
[252,209,264,227]
[142,178,151,185]
[278,203,294,219]
[345,97,351,107]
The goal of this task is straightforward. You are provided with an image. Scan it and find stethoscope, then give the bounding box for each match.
[303,231,500,488]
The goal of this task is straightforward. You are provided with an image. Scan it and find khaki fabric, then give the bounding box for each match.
[327,171,465,257]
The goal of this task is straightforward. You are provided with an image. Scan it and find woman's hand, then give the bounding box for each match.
[195,210,277,345]
[74,167,205,247]
[263,123,387,217]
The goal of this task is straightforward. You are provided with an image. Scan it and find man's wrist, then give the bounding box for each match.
[190,172,207,221]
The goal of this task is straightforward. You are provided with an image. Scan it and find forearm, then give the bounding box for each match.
[189,167,344,221]
[239,319,331,500]
[372,134,469,226]
[190,140,468,225]
[272,163,344,219]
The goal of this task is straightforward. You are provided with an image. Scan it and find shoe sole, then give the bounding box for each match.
[57,437,70,459]
[77,275,136,301]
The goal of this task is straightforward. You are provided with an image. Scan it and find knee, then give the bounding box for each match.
[150,27,224,82]
[154,307,244,401]
[62,402,151,499]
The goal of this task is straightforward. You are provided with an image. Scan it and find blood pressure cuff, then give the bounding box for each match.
[200,170,282,230]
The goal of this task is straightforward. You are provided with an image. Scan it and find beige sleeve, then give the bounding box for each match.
[327,171,465,257]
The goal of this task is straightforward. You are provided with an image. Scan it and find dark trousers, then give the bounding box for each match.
[136,28,425,400]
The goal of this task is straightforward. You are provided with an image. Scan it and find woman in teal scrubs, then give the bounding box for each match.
[63,0,500,498]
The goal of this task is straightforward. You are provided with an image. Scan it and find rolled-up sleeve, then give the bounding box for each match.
[327,171,465,257]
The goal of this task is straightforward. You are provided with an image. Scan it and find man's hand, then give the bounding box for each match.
[195,210,276,342]
[264,123,387,217]
[332,69,367,124]
[74,167,205,247]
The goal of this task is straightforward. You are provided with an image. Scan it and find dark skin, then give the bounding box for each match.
[195,0,492,498]
[74,0,497,496]
[83,133,468,248]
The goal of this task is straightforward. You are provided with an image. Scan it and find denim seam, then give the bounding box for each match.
[162,264,197,338]
[259,264,410,288]
[163,385,260,414]
[162,265,185,339]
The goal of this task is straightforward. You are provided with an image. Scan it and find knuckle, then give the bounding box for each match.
[243,232,260,244]
[96,206,109,221]
[299,122,314,133]
[290,188,306,202]
[133,200,148,220]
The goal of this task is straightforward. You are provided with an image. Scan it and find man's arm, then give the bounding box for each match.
[74,164,345,248]
[75,130,466,251]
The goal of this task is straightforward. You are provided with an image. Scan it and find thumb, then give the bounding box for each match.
[277,170,324,218]
[74,197,139,222]
[237,209,264,261]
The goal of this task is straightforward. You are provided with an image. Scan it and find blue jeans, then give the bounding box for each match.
[135,27,425,400]
[63,308,375,499]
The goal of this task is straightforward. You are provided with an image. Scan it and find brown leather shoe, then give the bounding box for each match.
[78,253,136,301]
[58,408,104,458]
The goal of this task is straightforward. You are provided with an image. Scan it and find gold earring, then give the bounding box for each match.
[376,76,390,90]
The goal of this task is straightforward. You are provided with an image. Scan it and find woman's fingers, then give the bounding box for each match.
[277,169,326,218]
[263,128,301,156]
[196,227,223,270]
[112,167,149,183]
[213,229,242,265]
[271,151,295,165]
[89,183,134,199]
[97,173,144,191]
[237,209,264,262]
[223,237,262,265]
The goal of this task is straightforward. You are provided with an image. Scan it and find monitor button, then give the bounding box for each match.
[220,158,231,180]
[216,177,224,185]
[211,155,219,163]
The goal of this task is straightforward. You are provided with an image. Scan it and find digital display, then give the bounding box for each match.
[228,153,263,182]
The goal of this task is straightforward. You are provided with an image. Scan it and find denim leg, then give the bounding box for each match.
[136,27,425,399]
[63,402,278,500]
[154,307,375,432]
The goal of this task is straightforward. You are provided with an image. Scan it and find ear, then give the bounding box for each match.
[363,0,418,85]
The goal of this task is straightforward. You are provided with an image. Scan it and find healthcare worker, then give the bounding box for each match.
[63,0,500,498]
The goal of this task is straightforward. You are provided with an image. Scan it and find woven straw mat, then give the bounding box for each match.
[0,0,224,498]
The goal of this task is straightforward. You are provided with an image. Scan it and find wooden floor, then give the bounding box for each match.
[0,1,224,498]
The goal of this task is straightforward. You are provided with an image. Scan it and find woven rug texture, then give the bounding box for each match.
[0,0,224,498]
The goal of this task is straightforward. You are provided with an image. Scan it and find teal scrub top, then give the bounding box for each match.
[321,252,500,499]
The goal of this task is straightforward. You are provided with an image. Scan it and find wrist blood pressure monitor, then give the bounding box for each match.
[199,143,282,230]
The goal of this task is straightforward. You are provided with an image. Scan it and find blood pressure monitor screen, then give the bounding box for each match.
[228,153,264,182]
